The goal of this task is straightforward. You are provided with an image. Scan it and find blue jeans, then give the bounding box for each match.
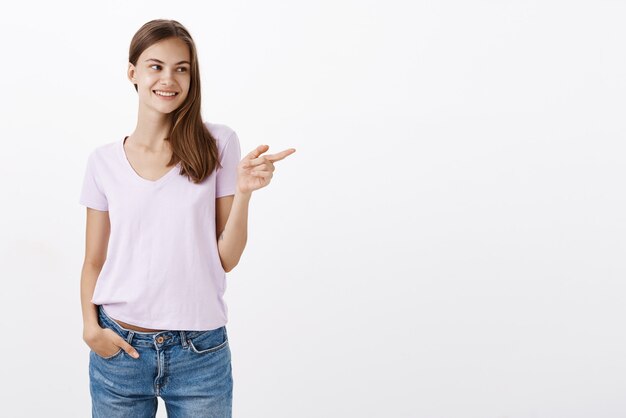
[89,304,233,417]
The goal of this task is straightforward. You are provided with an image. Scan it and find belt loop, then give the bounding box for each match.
[180,331,187,348]
[126,330,135,345]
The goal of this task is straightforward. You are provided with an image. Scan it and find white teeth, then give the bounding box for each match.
[154,90,177,97]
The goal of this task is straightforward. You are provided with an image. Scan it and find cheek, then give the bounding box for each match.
[181,76,191,91]
[179,79,192,97]
[139,75,158,90]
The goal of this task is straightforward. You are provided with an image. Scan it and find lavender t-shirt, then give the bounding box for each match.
[79,122,241,330]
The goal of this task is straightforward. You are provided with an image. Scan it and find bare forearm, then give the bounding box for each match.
[218,189,251,272]
[81,263,103,338]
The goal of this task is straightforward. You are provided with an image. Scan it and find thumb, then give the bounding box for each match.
[245,144,269,160]
[118,337,140,359]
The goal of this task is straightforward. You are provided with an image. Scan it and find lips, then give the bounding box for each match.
[153,90,179,97]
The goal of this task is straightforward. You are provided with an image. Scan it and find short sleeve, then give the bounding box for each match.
[216,130,241,198]
[79,152,109,211]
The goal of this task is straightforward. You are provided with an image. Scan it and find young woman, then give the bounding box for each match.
[79,19,295,417]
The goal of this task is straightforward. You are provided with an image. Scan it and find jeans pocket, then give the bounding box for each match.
[92,347,123,360]
[187,326,229,354]
[92,320,126,360]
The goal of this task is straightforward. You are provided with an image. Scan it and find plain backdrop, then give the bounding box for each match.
[0,0,625,417]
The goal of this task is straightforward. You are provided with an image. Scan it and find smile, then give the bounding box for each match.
[153,90,178,97]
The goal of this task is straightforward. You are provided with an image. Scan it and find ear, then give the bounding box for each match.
[127,62,136,85]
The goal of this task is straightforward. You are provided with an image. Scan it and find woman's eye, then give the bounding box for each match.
[149,65,187,72]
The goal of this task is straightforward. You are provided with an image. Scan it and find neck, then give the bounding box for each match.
[129,104,174,152]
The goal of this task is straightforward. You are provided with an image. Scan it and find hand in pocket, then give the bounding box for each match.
[85,327,140,359]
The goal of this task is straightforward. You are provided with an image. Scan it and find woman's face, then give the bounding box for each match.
[128,37,192,115]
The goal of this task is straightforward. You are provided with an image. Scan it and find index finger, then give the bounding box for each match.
[265,148,296,163]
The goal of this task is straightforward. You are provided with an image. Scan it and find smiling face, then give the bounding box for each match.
[127,37,192,116]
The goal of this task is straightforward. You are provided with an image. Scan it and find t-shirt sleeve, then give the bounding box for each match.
[79,151,109,211]
[216,130,241,198]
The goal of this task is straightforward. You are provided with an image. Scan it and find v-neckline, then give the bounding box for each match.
[120,136,180,186]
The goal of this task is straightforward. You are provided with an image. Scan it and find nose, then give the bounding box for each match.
[159,68,176,85]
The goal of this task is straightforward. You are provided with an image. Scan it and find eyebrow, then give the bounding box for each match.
[145,58,190,65]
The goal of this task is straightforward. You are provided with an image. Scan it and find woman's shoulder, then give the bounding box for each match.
[204,121,237,143]
[86,138,120,163]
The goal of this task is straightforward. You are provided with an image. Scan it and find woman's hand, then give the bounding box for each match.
[84,326,140,359]
[237,145,296,194]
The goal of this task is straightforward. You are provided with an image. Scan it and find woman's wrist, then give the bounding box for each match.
[235,187,252,199]
[83,323,103,342]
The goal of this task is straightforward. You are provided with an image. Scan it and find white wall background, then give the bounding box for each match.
[1,0,625,417]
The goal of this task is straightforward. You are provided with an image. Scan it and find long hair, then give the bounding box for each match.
[129,19,220,184]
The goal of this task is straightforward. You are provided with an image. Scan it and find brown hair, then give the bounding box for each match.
[129,19,220,184]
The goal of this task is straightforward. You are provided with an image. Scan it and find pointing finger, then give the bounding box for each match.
[263,148,296,163]
[244,148,296,168]
[267,148,296,162]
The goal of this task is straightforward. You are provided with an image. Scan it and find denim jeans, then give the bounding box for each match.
[89,304,233,417]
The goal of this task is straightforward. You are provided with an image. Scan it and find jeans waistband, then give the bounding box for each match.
[97,304,210,346]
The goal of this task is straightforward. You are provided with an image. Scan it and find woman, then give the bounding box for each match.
[79,19,295,417]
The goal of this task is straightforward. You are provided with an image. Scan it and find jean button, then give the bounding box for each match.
[156,336,164,343]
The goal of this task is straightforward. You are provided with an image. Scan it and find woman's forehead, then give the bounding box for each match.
[140,38,190,63]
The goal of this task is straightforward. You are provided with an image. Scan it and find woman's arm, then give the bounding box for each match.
[216,143,295,272]
[81,208,110,340]
[216,190,251,272]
